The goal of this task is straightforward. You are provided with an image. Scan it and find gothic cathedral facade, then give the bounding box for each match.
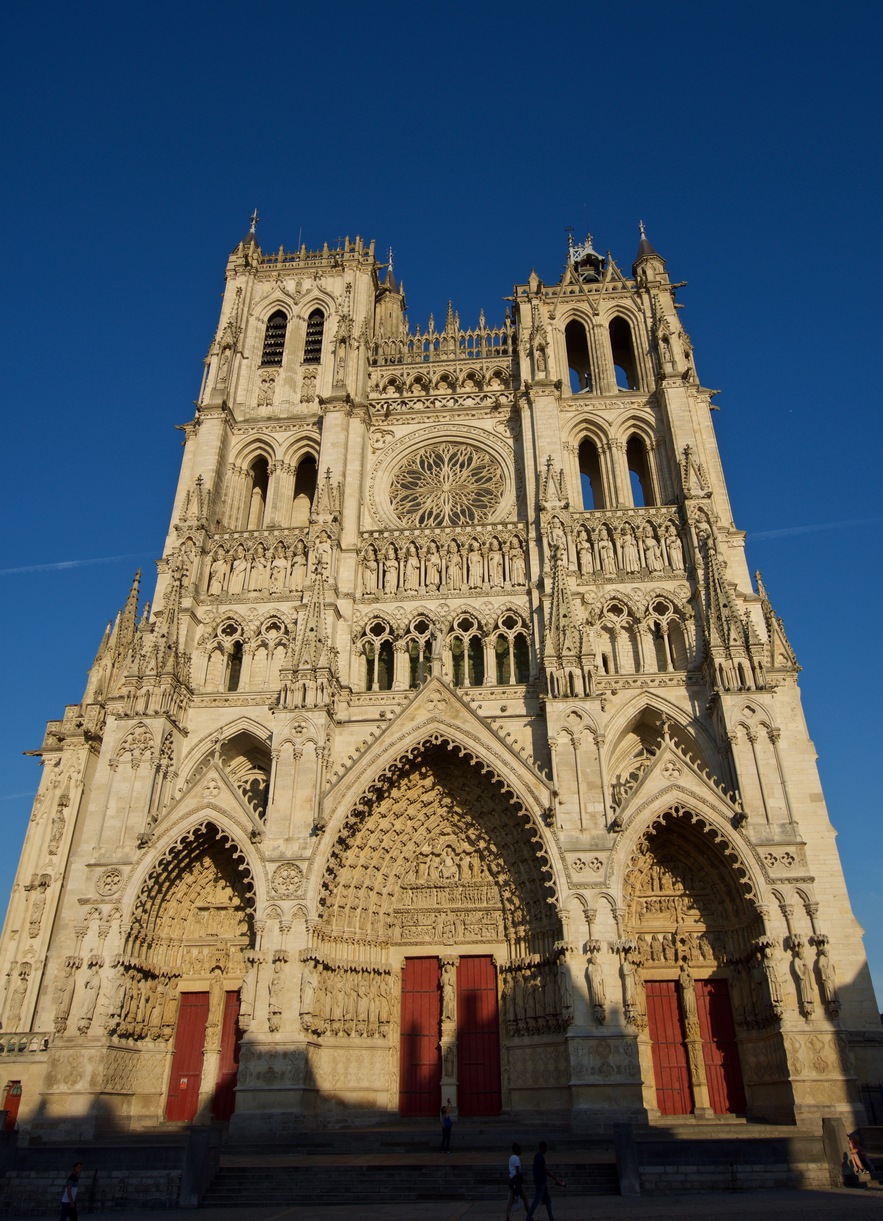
[2,223,880,1140]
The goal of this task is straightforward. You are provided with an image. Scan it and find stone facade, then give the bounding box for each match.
[1,221,880,1140]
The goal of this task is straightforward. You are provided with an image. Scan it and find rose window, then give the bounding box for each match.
[389,444,504,527]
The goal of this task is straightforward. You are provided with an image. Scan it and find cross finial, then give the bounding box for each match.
[249,209,259,234]
[639,219,646,238]
[565,226,574,250]
[388,246,394,274]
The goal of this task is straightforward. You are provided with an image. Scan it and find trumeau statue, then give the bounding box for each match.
[1,219,877,1148]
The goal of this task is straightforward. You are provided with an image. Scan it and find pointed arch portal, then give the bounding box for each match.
[309,743,566,1116]
[623,807,760,1117]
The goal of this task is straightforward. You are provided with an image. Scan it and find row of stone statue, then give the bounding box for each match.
[298,959,393,1038]
[205,537,328,597]
[499,957,573,1036]
[360,535,526,597]
[548,516,685,577]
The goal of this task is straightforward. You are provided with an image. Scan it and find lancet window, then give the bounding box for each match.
[246,456,270,530]
[261,310,288,366]
[649,599,689,671]
[565,319,593,393]
[626,434,655,507]
[578,438,605,510]
[609,316,640,391]
[406,617,434,688]
[292,454,317,526]
[303,309,325,364]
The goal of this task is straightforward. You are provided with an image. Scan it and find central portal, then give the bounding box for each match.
[315,742,564,1116]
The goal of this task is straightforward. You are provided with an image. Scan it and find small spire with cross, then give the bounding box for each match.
[249,209,259,234]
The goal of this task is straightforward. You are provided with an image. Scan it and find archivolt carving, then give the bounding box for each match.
[317,745,559,959]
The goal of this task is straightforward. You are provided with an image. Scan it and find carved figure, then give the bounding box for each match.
[585,945,606,1024]
[404,543,421,591]
[290,540,308,593]
[467,541,484,588]
[229,546,248,594]
[77,959,102,1035]
[361,546,379,596]
[270,545,288,590]
[383,545,399,594]
[814,938,840,1016]
[487,538,503,586]
[643,526,663,572]
[48,809,65,855]
[250,543,268,591]
[299,961,316,1028]
[760,942,783,1013]
[268,959,283,1032]
[576,530,593,575]
[425,542,441,590]
[447,541,463,591]
[678,962,699,1030]
[548,516,567,560]
[598,529,616,575]
[791,942,816,1018]
[508,537,525,585]
[53,960,78,1034]
[620,527,640,573]
[664,523,684,571]
[208,550,227,595]
[441,962,456,1023]
[5,968,29,1030]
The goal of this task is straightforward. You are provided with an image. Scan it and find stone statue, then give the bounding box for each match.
[208,550,227,595]
[77,959,102,1035]
[48,809,65,855]
[643,526,663,572]
[620,527,640,573]
[447,541,463,591]
[361,546,378,596]
[467,541,484,589]
[598,529,616,575]
[814,938,840,1016]
[586,946,607,1024]
[424,542,441,590]
[299,961,316,1028]
[678,962,699,1030]
[487,538,503,586]
[383,545,399,594]
[404,543,421,591]
[290,540,308,593]
[250,543,268,591]
[270,545,288,591]
[759,942,783,1015]
[664,523,684,571]
[5,969,29,1030]
[576,530,593,575]
[791,942,816,1018]
[53,960,78,1034]
[508,537,525,586]
[229,546,248,594]
[268,958,283,1033]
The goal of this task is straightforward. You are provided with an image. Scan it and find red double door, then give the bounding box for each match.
[646,978,746,1116]
[399,956,501,1117]
[165,991,242,1122]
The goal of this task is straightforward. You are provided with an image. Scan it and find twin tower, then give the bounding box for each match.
[1,219,879,1140]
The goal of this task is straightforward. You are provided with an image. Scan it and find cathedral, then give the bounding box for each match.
[1,219,880,1142]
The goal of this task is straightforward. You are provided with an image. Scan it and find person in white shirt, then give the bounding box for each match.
[506,1141,529,1219]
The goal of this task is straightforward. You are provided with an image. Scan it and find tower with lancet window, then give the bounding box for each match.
[0,216,879,1146]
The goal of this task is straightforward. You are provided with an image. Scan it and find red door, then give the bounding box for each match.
[165,992,209,1122]
[399,958,441,1116]
[696,979,746,1114]
[212,991,242,1121]
[456,956,501,1116]
[646,980,693,1115]
[2,1082,22,1130]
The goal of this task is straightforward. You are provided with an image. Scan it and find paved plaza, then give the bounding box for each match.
[6,1186,883,1221]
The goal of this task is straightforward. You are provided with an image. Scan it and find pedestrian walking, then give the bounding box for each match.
[525,1141,564,1221]
[59,1161,82,1221]
[439,1103,453,1152]
[506,1141,529,1219]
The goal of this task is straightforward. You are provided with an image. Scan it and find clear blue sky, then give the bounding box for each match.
[2,2,881,1002]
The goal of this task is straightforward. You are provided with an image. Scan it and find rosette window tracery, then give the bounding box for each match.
[390,444,504,527]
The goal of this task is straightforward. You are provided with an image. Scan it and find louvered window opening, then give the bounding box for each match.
[303,309,325,364]
[261,312,287,366]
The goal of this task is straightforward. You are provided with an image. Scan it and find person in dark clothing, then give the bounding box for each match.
[59,1161,82,1221]
[440,1104,453,1152]
[525,1141,564,1221]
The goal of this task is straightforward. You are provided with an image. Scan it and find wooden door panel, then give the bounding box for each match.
[212,990,242,1121]
[696,979,746,1114]
[457,956,501,1116]
[399,958,441,1116]
[646,980,693,1115]
[165,992,209,1122]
